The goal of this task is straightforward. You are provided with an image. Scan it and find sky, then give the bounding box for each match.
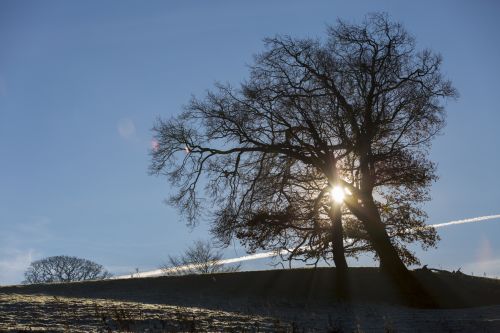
[1,0,499,285]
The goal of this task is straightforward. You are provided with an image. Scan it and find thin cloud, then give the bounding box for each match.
[0,249,36,285]
[0,217,52,285]
[3,216,52,245]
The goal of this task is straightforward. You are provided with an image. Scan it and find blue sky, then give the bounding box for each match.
[1,0,499,284]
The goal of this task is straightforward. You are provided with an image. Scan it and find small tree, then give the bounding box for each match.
[162,240,240,275]
[23,255,112,284]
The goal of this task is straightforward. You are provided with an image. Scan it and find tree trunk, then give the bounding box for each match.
[349,197,437,307]
[329,203,349,300]
[330,203,348,271]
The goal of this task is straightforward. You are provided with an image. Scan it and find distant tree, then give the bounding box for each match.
[151,13,456,305]
[23,255,112,284]
[162,240,240,275]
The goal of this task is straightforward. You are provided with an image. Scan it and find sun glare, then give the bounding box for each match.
[330,186,345,203]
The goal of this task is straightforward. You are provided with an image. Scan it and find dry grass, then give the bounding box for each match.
[2,292,500,332]
[0,293,292,332]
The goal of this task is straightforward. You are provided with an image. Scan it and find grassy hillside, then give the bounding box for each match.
[2,267,500,309]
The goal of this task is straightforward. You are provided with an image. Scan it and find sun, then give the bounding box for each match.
[330,186,345,203]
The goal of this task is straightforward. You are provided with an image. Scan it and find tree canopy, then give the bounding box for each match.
[23,255,112,284]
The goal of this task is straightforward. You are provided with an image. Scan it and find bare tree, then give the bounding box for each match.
[23,255,112,284]
[162,240,240,275]
[151,13,456,305]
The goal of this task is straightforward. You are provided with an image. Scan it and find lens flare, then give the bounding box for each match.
[150,139,159,152]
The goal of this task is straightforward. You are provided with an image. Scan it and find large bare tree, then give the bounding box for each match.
[151,13,456,305]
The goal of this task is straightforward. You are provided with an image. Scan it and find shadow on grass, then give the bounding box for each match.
[2,267,500,310]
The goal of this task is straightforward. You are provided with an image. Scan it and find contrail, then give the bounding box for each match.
[430,214,500,229]
[113,249,290,279]
[113,214,500,280]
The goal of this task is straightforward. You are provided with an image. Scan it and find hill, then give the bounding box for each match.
[1,267,500,331]
[2,267,500,308]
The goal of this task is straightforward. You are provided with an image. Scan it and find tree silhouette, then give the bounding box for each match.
[24,255,112,284]
[162,240,240,275]
[151,13,456,305]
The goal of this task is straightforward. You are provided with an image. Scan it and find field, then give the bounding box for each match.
[1,267,500,332]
